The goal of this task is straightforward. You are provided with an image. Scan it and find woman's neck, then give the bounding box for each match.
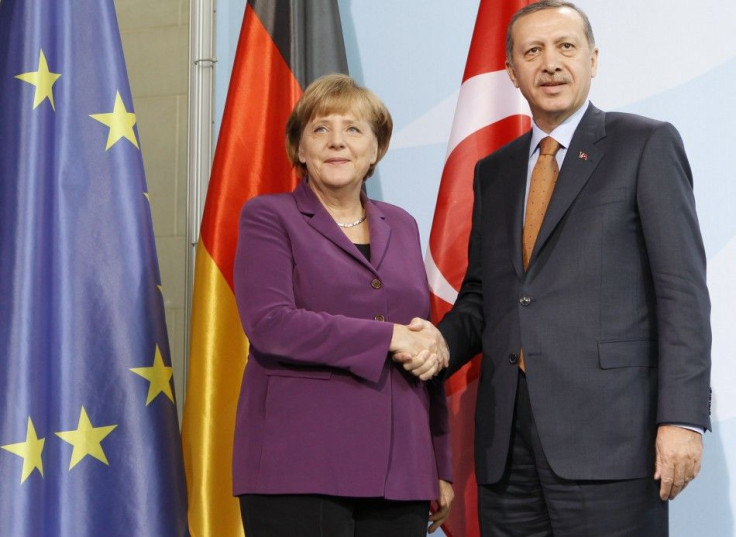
[306,178,370,243]
[307,178,364,223]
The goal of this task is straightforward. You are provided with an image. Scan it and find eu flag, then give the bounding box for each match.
[0,1,189,536]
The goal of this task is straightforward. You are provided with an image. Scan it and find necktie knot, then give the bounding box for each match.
[539,136,560,157]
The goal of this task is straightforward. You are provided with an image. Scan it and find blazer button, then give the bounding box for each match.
[519,295,531,306]
[508,353,519,364]
[374,314,385,322]
[371,278,382,289]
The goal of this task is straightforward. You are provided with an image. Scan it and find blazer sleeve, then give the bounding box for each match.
[437,159,486,376]
[636,122,712,430]
[233,197,394,384]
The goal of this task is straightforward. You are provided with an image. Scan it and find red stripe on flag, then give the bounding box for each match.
[429,115,530,291]
[200,6,302,289]
[463,1,526,81]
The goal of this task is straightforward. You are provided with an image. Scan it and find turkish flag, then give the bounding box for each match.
[426,1,532,535]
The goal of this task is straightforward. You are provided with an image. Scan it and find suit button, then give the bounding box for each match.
[371,278,382,289]
[508,353,519,364]
[374,314,385,322]
[519,295,531,306]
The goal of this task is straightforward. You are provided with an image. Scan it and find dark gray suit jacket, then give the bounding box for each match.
[439,104,711,484]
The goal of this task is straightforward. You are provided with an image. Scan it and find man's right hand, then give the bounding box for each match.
[390,318,449,380]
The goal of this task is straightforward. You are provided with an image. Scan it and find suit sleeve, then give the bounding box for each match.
[233,197,393,384]
[437,159,486,376]
[428,378,453,481]
[636,122,712,430]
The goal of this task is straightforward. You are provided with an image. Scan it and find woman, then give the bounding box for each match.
[232,73,453,537]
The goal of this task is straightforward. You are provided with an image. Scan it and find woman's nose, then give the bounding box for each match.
[327,130,345,148]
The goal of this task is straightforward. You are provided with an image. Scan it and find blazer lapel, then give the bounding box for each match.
[362,190,391,270]
[530,105,606,266]
[293,179,383,272]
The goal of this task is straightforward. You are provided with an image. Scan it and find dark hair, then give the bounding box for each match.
[285,74,393,178]
[506,1,595,61]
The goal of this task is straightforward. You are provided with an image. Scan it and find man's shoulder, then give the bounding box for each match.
[477,131,531,167]
[603,110,671,132]
[598,110,684,151]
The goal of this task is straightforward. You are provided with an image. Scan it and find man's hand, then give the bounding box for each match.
[428,479,454,533]
[654,425,703,500]
[405,317,449,369]
[390,318,449,380]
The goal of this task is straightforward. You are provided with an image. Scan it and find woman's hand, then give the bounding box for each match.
[428,479,454,533]
[390,319,449,380]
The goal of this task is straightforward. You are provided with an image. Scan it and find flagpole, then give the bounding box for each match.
[185,0,216,398]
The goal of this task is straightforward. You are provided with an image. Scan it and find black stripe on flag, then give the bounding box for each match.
[248,0,349,89]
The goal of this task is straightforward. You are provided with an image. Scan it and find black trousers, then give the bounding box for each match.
[239,493,430,537]
[478,373,668,537]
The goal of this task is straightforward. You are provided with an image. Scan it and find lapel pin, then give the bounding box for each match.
[578,151,588,161]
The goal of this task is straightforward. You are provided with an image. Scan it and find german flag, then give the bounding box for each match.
[426,1,531,535]
[181,2,347,536]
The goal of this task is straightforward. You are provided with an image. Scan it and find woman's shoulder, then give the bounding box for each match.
[241,190,297,218]
[369,198,416,225]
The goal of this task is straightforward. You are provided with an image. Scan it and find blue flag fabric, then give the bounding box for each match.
[0,1,189,536]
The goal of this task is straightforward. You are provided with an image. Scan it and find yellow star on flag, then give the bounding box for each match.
[15,49,62,111]
[55,407,117,470]
[1,417,45,484]
[130,345,175,405]
[89,91,140,150]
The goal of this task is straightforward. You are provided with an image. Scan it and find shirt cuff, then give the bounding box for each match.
[671,424,705,435]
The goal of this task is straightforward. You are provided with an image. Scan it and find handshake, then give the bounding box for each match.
[390,318,449,381]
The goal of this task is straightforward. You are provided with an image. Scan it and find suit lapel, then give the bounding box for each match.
[530,106,606,267]
[505,134,531,280]
[293,179,385,273]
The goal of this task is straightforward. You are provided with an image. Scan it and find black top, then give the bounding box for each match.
[354,243,370,260]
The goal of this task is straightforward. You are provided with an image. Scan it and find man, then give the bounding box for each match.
[432,1,711,535]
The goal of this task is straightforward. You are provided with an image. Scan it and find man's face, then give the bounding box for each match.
[506,7,598,132]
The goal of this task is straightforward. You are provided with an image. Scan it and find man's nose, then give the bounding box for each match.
[541,50,560,72]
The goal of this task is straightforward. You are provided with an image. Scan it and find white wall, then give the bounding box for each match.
[215,2,736,534]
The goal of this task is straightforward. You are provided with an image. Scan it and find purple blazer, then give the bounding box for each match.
[231,178,452,500]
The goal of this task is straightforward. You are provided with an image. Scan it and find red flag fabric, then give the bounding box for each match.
[426,1,531,535]
[181,2,347,536]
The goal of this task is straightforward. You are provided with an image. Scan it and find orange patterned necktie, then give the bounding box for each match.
[522,136,561,269]
[519,136,560,372]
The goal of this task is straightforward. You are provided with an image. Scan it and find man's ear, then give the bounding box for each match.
[506,61,519,88]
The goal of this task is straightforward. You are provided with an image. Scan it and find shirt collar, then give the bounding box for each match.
[528,101,590,157]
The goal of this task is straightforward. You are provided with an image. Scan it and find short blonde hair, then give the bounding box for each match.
[285,74,393,178]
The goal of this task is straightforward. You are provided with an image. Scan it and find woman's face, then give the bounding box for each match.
[298,111,378,193]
